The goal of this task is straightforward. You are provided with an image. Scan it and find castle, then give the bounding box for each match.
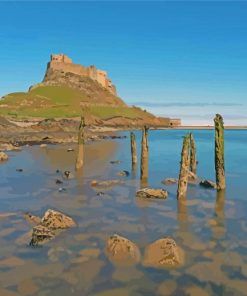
[45,54,117,95]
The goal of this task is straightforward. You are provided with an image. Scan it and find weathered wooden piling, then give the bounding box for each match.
[177,134,190,200]
[214,114,225,190]
[130,132,137,166]
[189,133,197,175]
[75,116,85,170]
[140,126,149,183]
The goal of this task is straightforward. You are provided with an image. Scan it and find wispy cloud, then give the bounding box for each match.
[131,102,243,107]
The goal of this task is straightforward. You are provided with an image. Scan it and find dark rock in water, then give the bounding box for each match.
[56,179,63,184]
[200,179,217,189]
[117,170,130,177]
[143,237,184,267]
[56,169,60,173]
[16,169,23,172]
[63,171,74,180]
[96,191,105,196]
[161,178,177,185]
[29,209,76,246]
[30,225,55,246]
[136,188,168,199]
[0,152,8,161]
[106,234,141,265]
[110,160,122,164]
[91,179,124,188]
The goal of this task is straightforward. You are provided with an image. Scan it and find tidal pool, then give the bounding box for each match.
[0,129,247,296]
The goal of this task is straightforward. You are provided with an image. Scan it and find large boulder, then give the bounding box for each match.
[0,152,8,161]
[200,179,216,189]
[136,188,168,199]
[106,234,141,265]
[143,237,184,268]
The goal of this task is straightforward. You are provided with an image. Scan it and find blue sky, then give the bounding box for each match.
[0,1,247,125]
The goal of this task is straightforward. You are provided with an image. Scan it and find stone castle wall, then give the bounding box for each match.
[47,54,116,95]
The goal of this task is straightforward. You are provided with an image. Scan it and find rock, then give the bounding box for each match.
[63,170,74,179]
[200,179,217,189]
[40,143,47,148]
[136,188,168,199]
[58,187,66,192]
[96,192,105,196]
[0,143,20,151]
[56,179,63,184]
[29,209,76,245]
[67,148,74,152]
[23,212,41,225]
[91,179,124,188]
[117,170,130,177]
[41,209,76,230]
[143,237,184,267]
[161,178,177,185]
[30,225,55,246]
[110,160,122,164]
[0,152,8,161]
[106,234,141,265]
[16,169,23,172]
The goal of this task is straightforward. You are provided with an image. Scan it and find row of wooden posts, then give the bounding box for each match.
[75,113,225,198]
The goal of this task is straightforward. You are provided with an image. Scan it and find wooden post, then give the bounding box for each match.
[177,134,190,200]
[75,116,85,170]
[131,131,137,165]
[189,133,197,175]
[140,126,149,183]
[214,114,225,190]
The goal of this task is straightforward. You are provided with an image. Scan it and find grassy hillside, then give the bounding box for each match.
[0,85,153,120]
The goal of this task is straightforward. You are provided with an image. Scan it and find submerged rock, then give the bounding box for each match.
[161,178,177,185]
[29,209,76,246]
[200,179,217,189]
[110,160,122,164]
[136,188,168,199]
[0,152,8,161]
[143,237,184,267]
[56,179,63,184]
[16,168,23,172]
[63,171,74,180]
[91,179,124,188]
[67,148,74,152]
[117,170,130,177]
[106,234,141,265]
[40,144,47,148]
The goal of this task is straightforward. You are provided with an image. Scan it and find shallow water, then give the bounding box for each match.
[0,129,247,296]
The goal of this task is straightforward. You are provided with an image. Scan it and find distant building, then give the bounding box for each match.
[46,54,117,95]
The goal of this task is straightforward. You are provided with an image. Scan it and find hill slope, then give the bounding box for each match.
[0,54,179,127]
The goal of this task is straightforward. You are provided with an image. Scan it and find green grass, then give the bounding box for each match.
[0,85,152,120]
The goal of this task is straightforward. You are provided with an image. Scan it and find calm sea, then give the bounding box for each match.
[0,129,247,296]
